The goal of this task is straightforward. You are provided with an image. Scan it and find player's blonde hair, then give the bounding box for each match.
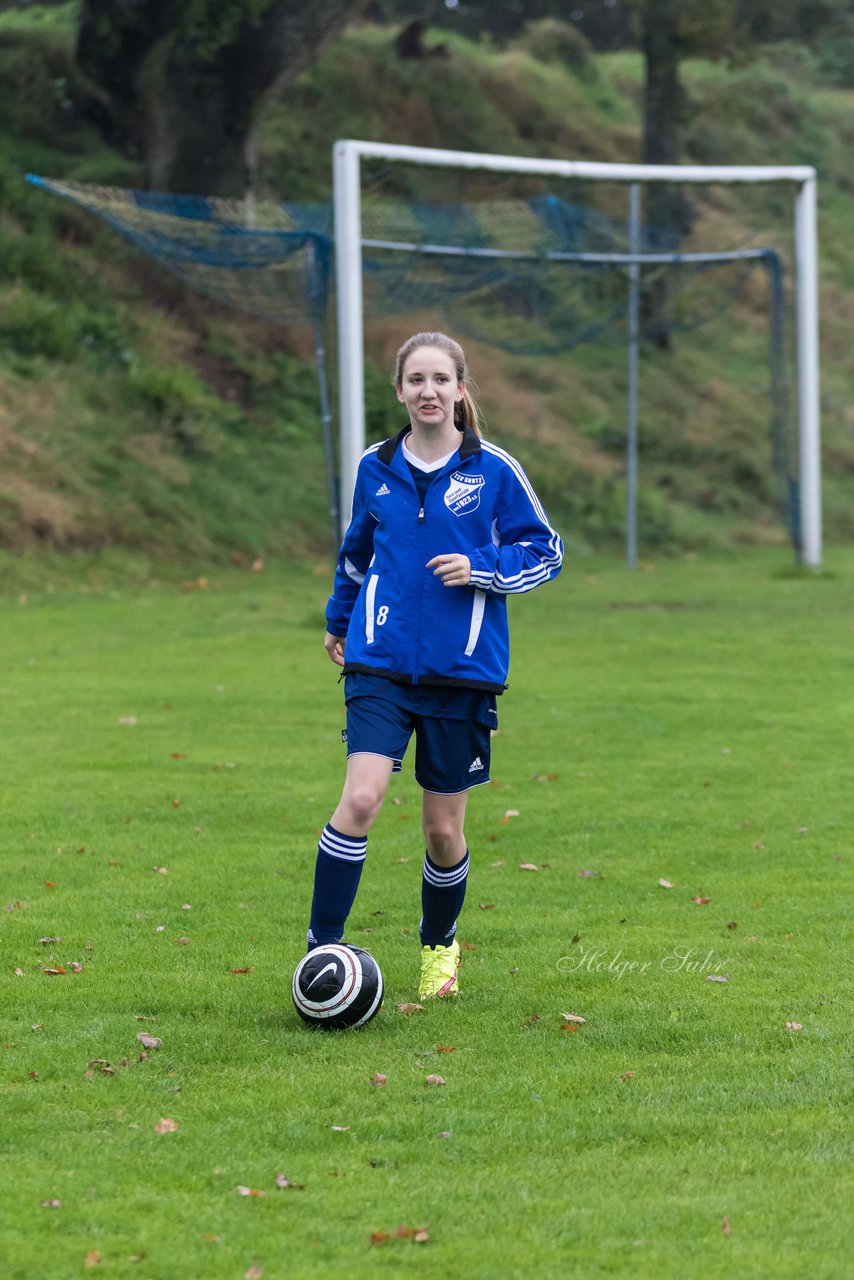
[393,331,483,436]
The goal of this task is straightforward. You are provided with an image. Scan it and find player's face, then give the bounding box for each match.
[396,347,464,433]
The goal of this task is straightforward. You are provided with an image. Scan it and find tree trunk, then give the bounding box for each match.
[639,0,695,349]
[76,0,370,197]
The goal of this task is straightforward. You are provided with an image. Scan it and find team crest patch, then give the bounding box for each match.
[444,471,485,517]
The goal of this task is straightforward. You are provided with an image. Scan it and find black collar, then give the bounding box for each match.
[377,422,481,466]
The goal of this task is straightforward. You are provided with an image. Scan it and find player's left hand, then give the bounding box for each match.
[426,553,472,587]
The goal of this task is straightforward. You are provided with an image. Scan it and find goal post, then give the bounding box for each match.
[333,139,821,566]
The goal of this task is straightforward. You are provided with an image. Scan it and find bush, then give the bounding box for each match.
[520,19,592,71]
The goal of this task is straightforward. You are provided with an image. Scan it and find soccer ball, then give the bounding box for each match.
[292,943,383,1030]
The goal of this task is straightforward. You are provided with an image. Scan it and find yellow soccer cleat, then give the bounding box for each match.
[419,940,461,999]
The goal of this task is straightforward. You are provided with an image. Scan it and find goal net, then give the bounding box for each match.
[333,141,820,566]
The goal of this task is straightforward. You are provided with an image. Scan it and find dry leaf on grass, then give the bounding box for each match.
[244,1266,265,1280]
[396,1003,424,1015]
[561,1013,587,1024]
[84,1251,101,1267]
[658,879,674,889]
[274,1174,304,1190]
[369,1073,388,1088]
[518,863,539,872]
[691,896,711,905]
[424,1074,445,1086]
[154,1118,178,1134]
[237,1185,265,1197]
[784,1022,803,1032]
[136,1033,162,1050]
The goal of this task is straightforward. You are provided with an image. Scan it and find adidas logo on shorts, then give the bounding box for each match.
[468,756,484,773]
[375,483,391,496]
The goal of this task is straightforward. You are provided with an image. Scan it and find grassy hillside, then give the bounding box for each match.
[1,6,853,567]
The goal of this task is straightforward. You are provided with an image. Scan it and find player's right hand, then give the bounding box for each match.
[324,632,346,666]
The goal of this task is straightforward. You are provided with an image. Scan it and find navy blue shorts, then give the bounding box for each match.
[344,694,493,794]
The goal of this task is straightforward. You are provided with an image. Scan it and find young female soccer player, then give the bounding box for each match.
[307,332,563,998]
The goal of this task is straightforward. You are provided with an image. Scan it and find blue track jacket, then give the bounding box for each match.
[326,423,564,693]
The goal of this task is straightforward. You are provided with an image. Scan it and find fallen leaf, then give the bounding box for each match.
[84,1250,101,1267]
[174,937,190,946]
[439,1131,452,1139]
[43,881,57,890]
[503,809,520,818]
[42,966,66,976]
[691,897,711,905]
[784,1022,803,1032]
[619,1071,635,1081]
[370,1232,390,1246]
[561,1013,587,1024]
[14,968,24,977]
[330,1125,351,1132]
[706,974,729,983]
[435,1045,457,1053]
[274,1174,304,1190]
[70,962,84,974]
[722,1216,731,1236]
[518,863,539,871]
[396,1003,424,1015]
[237,1185,265,1197]
[41,1199,62,1209]
[39,937,61,945]
[658,879,674,889]
[245,1266,265,1280]
[460,940,476,951]
[396,1225,430,1243]
[369,1073,388,1088]
[478,903,497,910]
[153,866,168,875]
[154,1118,178,1134]
[560,1024,579,1033]
[87,1059,115,1076]
[424,1074,445,1086]
[230,967,254,974]
[727,921,738,930]
[523,1013,541,1026]
[136,1033,162,1050]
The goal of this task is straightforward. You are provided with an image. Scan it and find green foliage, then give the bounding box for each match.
[519,18,593,70]
[181,0,281,61]
[1,17,854,557]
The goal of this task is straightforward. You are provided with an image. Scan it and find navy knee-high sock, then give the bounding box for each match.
[420,849,469,948]
[307,823,367,949]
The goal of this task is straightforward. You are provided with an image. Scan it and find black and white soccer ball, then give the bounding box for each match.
[292,943,383,1030]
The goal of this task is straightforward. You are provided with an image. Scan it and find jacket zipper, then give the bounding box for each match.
[413,502,425,682]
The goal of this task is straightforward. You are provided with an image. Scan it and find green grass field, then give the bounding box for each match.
[1,550,851,1279]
